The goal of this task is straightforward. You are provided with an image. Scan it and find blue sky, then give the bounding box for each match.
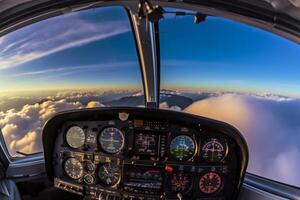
[0,7,142,92]
[0,6,300,96]
[160,12,300,96]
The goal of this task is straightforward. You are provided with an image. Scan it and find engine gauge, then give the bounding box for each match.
[170,135,196,161]
[99,127,124,154]
[84,174,95,185]
[64,158,84,180]
[202,138,227,162]
[84,161,95,174]
[98,162,121,187]
[169,172,193,194]
[199,172,222,194]
[66,126,85,148]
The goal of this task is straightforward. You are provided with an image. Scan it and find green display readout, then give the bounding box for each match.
[170,135,196,160]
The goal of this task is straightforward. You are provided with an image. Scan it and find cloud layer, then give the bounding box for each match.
[0,99,103,156]
[185,94,300,187]
[0,90,299,187]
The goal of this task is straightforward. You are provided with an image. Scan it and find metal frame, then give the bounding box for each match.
[242,173,300,199]
[0,0,300,199]
[0,0,162,177]
[130,11,160,108]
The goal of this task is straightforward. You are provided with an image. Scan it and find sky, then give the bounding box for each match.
[160,12,300,97]
[0,6,142,92]
[0,5,300,188]
[0,6,300,95]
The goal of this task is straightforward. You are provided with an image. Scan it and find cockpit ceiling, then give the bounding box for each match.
[1,0,300,21]
[0,0,32,13]
[1,0,300,45]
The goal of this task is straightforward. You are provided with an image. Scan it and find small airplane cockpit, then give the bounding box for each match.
[0,0,300,200]
[42,108,248,200]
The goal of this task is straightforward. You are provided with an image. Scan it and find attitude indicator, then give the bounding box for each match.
[99,127,124,154]
[170,135,196,161]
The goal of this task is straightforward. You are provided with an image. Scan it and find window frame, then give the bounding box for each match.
[0,3,147,175]
[1,0,300,192]
[156,5,300,190]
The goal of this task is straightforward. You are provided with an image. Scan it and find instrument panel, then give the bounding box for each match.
[43,108,248,200]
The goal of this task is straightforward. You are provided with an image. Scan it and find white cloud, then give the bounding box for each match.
[185,94,300,187]
[0,98,104,157]
[0,36,5,45]
[87,101,104,108]
[0,89,142,156]
[273,146,300,185]
[12,61,136,78]
[159,102,182,111]
[2,89,299,187]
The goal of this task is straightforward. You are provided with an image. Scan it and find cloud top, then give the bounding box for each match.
[0,98,103,156]
[185,94,300,186]
[0,90,299,187]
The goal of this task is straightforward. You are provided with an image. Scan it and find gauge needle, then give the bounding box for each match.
[104,167,109,174]
[177,193,183,200]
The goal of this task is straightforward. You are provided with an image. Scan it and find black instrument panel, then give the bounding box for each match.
[43,108,248,200]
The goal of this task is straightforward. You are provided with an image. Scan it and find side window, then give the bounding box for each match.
[0,6,144,157]
[159,9,300,187]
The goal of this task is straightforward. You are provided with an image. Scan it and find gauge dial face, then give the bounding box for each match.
[84,174,95,185]
[199,172,222,194]
[169,172,193,194]
[98,163,121,187]
[64,158,84,180]
[202,138,226,162]
[99,127,124,154]
[66,126,85,148]
[170,135,196,160]
[84,161,95,174]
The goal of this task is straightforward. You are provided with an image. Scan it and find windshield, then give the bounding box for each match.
[159,8,300,187]
[0,6,144,157]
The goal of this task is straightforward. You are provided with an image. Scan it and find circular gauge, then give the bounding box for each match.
[99,127,124,154]
[66,126,85,148]
[64,158,84,180]
[84,174,95,184]
[202,138,227,162]
[98,163,121,187]
[170,135,196,161]
[199,172,222,194]
[169,172,193,194]
[84,161,95,174]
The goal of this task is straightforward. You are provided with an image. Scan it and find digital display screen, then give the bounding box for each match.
[123,165,163,190]
[134,132,158,156]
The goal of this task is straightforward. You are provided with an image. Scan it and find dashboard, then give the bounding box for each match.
[42,108,248,200]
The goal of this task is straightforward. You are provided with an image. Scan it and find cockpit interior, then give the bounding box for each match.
[0,0,300,200]
[43,107,248,200]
